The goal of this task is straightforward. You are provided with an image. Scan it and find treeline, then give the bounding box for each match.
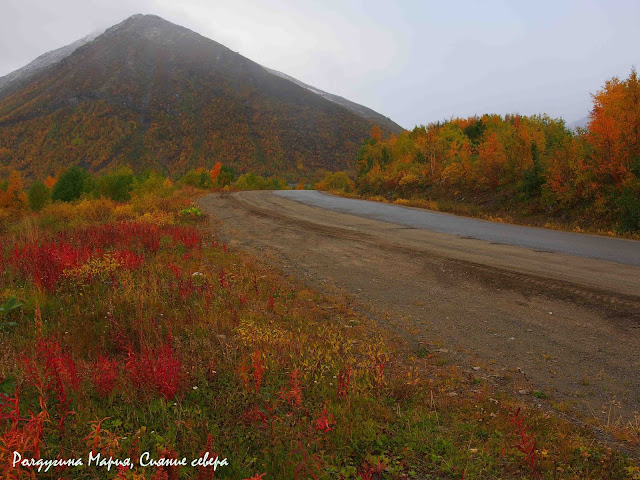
[0,162,287,220]
[349,69,640,232]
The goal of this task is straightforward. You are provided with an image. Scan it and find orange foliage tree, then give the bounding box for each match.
[354,69,640,231]
[588,68,640,190]
[210,161,222,185]
[0,170,28,212]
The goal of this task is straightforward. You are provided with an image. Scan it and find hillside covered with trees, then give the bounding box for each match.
[0,15,400,181]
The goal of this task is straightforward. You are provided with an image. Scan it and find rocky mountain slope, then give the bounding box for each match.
[0,14,402,178]
[0,31,103,98]
[265,67,402,133]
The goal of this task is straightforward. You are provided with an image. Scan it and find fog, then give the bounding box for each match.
[2,0,638,128]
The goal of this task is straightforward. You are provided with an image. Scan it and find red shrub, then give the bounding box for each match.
[176,278,195,300]
[509,407,537,473]
[313,408,335,433]
[22,339,80,405]
[9,222,160,291]
[109,316,132,355]
[150,446,181,480]
[93,356,120,397]
[235,363,251,392]
[251,350,265,394]
[0,393,47,478]
[11,240,91,291]
[242,474,265,480]
[112,250,144,270]
[0,247,6,275]
[374,358,386,389]
[21,338,79,434]
[168,262,181,279]
[337,366,352,398]
[218,268,229,289]
[74,222,161,253]
[196,434,218,480]
[166,226,201,249]
[280,369,303,408]
[241,405,273,430]
[125,342,184,400]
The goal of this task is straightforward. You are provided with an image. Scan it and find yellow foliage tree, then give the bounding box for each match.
[1,170,28,211]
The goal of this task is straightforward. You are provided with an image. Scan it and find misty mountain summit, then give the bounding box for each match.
[0,14,401,177]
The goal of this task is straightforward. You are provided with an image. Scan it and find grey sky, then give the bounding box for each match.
[2,0,638,128]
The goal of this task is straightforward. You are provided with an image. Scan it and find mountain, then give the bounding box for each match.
[0,14,402,179]
[265,68,402,133]
[0,31,103,98]
[567,115,589,131]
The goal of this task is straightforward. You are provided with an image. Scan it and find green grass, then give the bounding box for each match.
[0,189,637,479]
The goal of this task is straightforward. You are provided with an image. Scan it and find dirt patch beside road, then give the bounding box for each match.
[199,191,640,430]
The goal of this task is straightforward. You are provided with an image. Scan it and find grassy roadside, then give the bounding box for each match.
[322,190,640,241]
[0,187,638,479]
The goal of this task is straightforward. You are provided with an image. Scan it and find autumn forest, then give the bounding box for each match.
[349,69,640,233]
[2,68,639,234]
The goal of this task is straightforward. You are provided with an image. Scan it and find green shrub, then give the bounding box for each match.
[520,144,544,200]
[234,173,285,190]
[315,171,354,192]
[179,206,204,222]
[180,169,212,189]
[617,181,640,232]
[51,166,91,202]
[97,166,135,202]
[28,181,50,211]
[133,172,174,198]
[218,166,235,187]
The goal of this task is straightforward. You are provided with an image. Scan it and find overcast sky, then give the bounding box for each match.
[2,0,638,128]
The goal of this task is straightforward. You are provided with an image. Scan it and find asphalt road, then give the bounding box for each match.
[275,190,640,267]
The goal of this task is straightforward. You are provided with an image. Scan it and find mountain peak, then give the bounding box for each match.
[0,15,401,179]
[102,13,201,42]
[116,13,172,26]
[115,13,180,29]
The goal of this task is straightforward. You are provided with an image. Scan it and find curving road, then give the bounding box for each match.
[199,190,640,429]
[275,190,640,267]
